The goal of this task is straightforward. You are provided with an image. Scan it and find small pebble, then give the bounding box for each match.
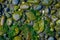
[12,0,19,5]
[13,14,20,21]
[48,37,54,40]
[7,18,12,26]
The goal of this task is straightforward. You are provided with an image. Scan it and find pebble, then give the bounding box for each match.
[56,9,60,18]
[26,11,36,20]
[20,3,29,9]
[5,13,11,18]
[7,18,12,26]
[27,0,39,3]
[55,3,60,8]
[48,37,54,40]
[33,5,42,10]
[12,0,19,5]
[51,15,58,22]
[1,16,5,26]
[44,8,50,14]
[39,33,44,37]
[13,14,20,21]
[41,0,53,5]
[3,34,6,38]
[0,0,60,40]
[28,21,34,26]
[13,36,21,40]
[56,20,60,26]
[4,7,10,12]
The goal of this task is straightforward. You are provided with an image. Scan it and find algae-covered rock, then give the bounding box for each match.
[6,18,12,26]
[41,0,53,6]
[12,0,19,5]
[27,0,40,4]
[26,11,36,20]
[13,36,22,40]
[33,19,44,33]
[20,2,29,10]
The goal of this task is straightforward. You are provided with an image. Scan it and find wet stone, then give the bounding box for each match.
[48,37,54,40]
[41,0,53,6]
[0,0,60,40]
[13,14,20,21]
[12,0,19,5]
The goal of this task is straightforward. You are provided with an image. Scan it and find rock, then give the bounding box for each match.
[48,37,54,40]
[20,3,29,9]
[56,9,60,18]
[13,36,21,40]
[7,18,12,26]
[26,11,36,20]
[33,5,42,10]
[55,3,60,8]
[56,20,60,26]
[4,7,10,12]
[13,14,20,21]
[41,0,53,6]
[12,0,19,5]
[5,13,11,18]
[27,0,39,3]
[1,16,5,26]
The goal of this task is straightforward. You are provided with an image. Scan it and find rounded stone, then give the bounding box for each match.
[13,14,20,21]
[56,20,60,26]
[26,11,36,20]
[7,18,12,26]
[1,16,5,26]
[56,9,60,18]
[55,3,60,8]
[48,37,54,40]
[33,4,42,10]
[27,0,39,3]
[20,3,29,9]
[12,0,19,5]
[41,0,53,6]
[13,36,21,40]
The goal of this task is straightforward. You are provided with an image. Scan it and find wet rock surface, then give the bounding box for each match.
[0,0,60,40]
